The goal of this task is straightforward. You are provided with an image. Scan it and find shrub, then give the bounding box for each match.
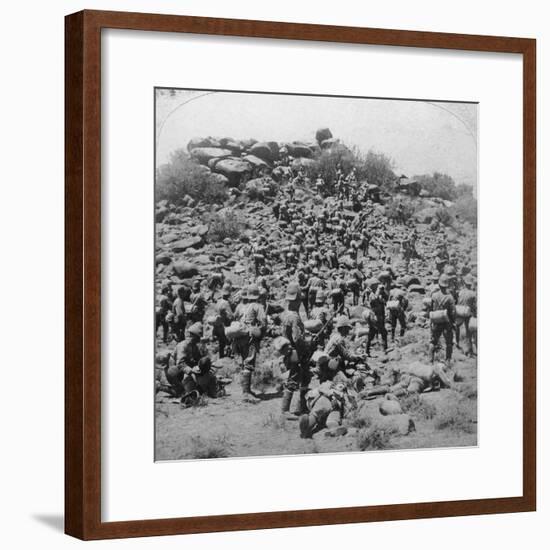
[452,194,478,227]
[303,145,395,191]
[356,423,396,451]
[205,211,245,242]
[347,408,373,430]
[434,207,454,227]
[433,398,476,433]
[400,394,437,420]
[415,172,459,201]
[252,360,284,393]
[385,198,419,223]
[156,149,228,205]
[187,434,232,459]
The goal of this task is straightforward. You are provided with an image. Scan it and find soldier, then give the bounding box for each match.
[325,315,367,372]
[164,322,213,401]
[309,290,332,348]
[208,260,225,294]
[298,381,352,438]
[434,243,449,274]
[279,282,311,417]
[365,284,389,356]
[388,281,409,341]
[239,284,267,402]
[171,286,188,342]
[347,261,363,306]
[455,274,477,356]
[377,264,395,293]
[188,280,207,324]
[297,270,310,316]
[156,290,172,343]
[429,274,456,367]
[212,284,234,358]
[330,271,346,313]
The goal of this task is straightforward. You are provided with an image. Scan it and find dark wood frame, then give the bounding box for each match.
[65,9,536,540]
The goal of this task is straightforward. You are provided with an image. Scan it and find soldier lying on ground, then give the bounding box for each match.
[365,361,452,399]
[299,381,356,439]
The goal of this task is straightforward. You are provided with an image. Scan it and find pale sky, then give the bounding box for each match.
[155,89,478,189]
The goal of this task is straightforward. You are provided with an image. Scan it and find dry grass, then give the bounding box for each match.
[356,423,397,451]
[252,360,284,393]
[187,433,232,459]
[400,394,437,420]
[262,412,289,431]
[433,397,476,434]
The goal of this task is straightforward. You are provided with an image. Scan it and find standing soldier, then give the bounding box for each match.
[455,274,477,356]
[309,290,332,348]
[279,282,311,418]
[156,290,172,343]
[429,274,456,367]
[347,261,363,306]
[239,284,267,402]
[388,281,409,342]
[171,286,188,342]
[365,284,389,356]
[212,284,234,358]
[330,271,346,313]
[297,270,310,316]
[188,280,207,324]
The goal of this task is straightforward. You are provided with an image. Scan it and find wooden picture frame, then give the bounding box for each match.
[65,9,536,540]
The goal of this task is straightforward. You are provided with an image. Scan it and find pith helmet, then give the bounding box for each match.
[188,322,203,336]
[285,281,302,301]
[335,315,352,329]
[247,284,260,299]
[438,274,451,288]
[273,336,291,353]
[221,284,232,297]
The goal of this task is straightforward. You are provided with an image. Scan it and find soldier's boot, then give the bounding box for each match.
[299,414,316,439]
[281,389,294,419]
[240,370,260,404]
[293,389,309,416]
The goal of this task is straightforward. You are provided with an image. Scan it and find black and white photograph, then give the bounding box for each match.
[154,88,478,461]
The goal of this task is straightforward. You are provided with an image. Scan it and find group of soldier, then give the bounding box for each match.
[156,162,477,438]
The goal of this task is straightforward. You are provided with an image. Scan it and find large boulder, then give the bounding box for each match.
[320,137,339,149]
[379,397,403,416]
[190,147,232,165]
[249,142,277,162]
[315,127,333,144]
[212,157,252,186]
[171,236,204,252]
[376,414,415,435]
[209,173,230,186]
[172,260,199,279]
[415,207,438,224]
[242,154,269,169]
[286,142,314,158]
[155,252,172,266]
[187,136,220,152]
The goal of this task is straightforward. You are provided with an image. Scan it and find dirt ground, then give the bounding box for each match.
[155,324,477,461]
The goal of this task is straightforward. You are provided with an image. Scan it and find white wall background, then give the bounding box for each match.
[0,0,547,548]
